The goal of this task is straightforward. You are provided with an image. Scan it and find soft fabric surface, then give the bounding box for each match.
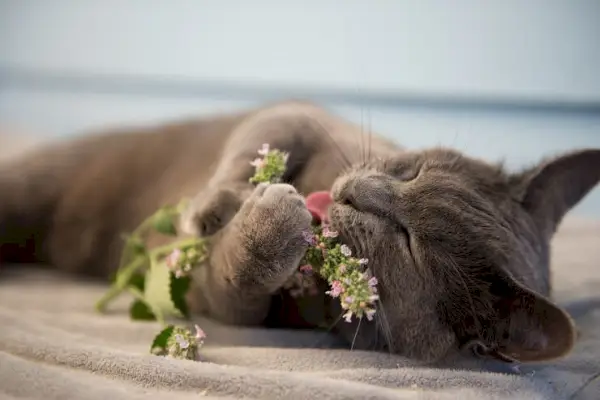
[1,136,599,399]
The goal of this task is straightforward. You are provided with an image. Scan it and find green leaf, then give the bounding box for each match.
[150,325,174,355]
[143,257,182,318]
[151,209,178,236]
[128,272,155,320]
[129,272,146,291]
[170,275,191,319]
[129,299,156,321]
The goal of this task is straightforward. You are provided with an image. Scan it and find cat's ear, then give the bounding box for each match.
[489,273,576,362]
[511,149,600,234]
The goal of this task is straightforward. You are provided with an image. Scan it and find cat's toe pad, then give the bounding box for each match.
[242,183,312,232]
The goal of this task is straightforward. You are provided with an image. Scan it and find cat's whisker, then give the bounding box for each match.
[310,311,345,348]
[359,106,366,166]
[366,106,373,164]
[451,129,460,150]
[309,117,354,169]
[443,254,486,343]
[447,153,463,172]
[351,315,363,351]
[374,292,395,354]
[357,103,373,168]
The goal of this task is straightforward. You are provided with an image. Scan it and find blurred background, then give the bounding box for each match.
[1,0,599,216]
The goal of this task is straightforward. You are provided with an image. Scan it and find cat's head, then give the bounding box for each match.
[328,147,600,363]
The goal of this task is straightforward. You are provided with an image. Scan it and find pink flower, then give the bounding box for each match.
[322,226,339,238]
[250,158,264,168]
[344,296,354,305]
[343,311,353,323]
[302,230,316,245]
[194,325,206,341]
[299,264,313,274]
[166,249,182,270]
[368,276,378,288]
[257,143,270,156]
[174,334,190,349]
[365,309,376,321]
[326,280,344,298]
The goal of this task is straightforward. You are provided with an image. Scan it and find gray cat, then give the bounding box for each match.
[1,100,598,364]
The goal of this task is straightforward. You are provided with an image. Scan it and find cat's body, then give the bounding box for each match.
[1,100,599,364]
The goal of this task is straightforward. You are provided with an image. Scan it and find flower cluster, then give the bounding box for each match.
[166,324,207,360]
[249,144,379,323]
[165,243,206,278]
[300,225,379,323]
[249,143,289,184]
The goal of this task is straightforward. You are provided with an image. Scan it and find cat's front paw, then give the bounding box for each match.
[238,183,313,265]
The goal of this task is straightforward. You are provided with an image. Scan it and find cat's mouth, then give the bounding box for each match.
[307,189,415,267]
[306,190,367,256]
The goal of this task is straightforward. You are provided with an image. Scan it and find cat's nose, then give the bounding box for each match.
[331,176,356,207]
[333,173,392,212]
[332,178,370,210]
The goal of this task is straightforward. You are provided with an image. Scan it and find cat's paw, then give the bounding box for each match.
[239,183,313,258]
[179,183,254,237]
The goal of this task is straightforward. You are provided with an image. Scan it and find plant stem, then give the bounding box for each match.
[95,256,147,312]
[117,215,156,270]
[150,237,205,259]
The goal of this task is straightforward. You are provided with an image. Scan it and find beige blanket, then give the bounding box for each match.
[0,136,599,399]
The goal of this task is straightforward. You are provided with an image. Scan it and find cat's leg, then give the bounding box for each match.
[188,182,313,325]
[179,103,323,237]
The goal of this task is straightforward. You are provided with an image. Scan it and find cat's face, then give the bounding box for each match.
[328,147,600,363]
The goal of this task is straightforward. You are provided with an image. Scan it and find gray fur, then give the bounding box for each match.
[1,100,598,364]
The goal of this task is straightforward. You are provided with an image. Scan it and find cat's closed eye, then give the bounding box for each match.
[397,167,420,182]
[383,157,422,182]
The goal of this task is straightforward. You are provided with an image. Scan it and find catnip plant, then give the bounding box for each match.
[95,143,378,360]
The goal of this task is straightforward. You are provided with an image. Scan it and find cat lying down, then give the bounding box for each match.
[0,100,598,365]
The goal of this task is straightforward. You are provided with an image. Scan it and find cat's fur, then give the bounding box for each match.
[1,100,599,363]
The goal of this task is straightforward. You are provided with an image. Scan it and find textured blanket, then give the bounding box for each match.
[0,136,599,399]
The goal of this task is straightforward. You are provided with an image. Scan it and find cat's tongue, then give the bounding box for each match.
[305,191,333,224]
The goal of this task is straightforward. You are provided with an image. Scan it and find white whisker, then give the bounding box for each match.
[351,316,363,350]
